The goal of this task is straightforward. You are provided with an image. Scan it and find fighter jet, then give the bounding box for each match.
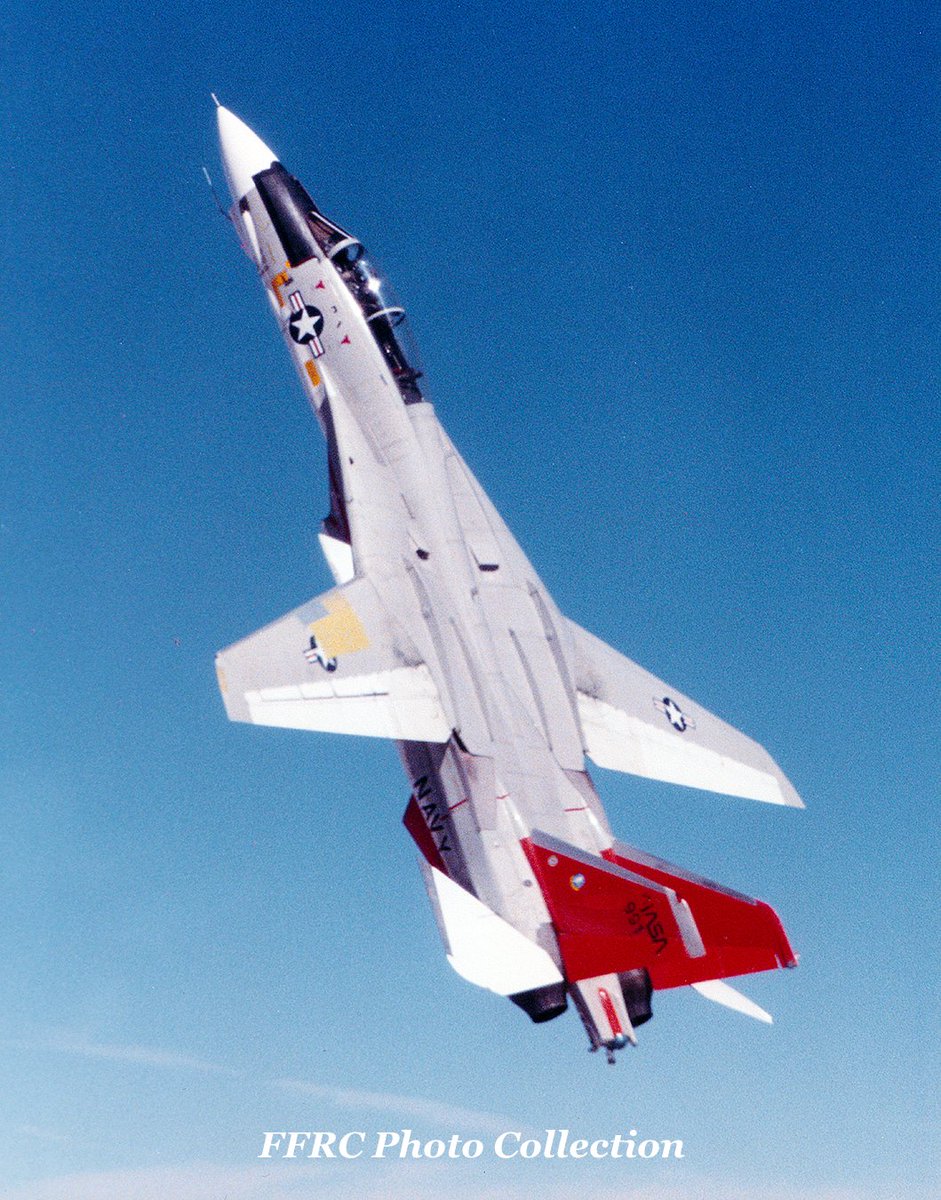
[212,103,801,1060]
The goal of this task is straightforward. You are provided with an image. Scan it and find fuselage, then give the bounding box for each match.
[215,105,800,1056]
[229,156,615,983]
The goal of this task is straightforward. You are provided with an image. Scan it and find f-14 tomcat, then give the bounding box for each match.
[213,103,801,1061]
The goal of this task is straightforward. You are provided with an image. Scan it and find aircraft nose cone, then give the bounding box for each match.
[216,104,278,203]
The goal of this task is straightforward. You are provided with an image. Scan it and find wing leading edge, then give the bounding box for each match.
[565,619,802,807]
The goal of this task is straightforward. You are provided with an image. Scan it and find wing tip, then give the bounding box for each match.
[769,786,805,810]
[775,776,806,810]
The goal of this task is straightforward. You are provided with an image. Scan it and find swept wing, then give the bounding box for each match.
[216,576,451,741]
[566,620,802,807]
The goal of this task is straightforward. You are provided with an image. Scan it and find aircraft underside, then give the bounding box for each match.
[400,734,796,1058]
[212,102,802,1061]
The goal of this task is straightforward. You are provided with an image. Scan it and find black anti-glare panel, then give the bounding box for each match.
[254,164,320,267]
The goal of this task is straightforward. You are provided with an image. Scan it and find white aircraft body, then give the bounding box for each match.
[213,104,801,1060]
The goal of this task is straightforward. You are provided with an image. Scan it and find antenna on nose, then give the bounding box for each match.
[202,166,231,223]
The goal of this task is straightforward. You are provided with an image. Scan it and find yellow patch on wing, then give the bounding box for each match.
[309,593,369,657]
[215,662,228,693]
[305,359,321,387]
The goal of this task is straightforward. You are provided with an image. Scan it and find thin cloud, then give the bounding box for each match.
[0,1163,907,1200]
[273,1077,514,1135]
[0,1161,443,1200]
[13,1126,75,1147]
[5,1033,512,1135]
[3,1035,236,1075]
[0,1162,274,1200]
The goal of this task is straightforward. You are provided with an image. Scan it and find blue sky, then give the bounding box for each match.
[1,1,939,1196]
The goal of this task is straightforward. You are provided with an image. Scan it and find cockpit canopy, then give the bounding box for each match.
[285,184,425,404]
[326,239,425,404]
[253,164,426,405]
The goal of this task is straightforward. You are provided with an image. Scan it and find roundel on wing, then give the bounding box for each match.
[654,695,695,732]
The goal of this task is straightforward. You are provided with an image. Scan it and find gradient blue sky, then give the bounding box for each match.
[1,2,939,1197]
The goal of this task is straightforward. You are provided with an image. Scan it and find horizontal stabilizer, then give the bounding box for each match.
[692,979,773,1024]
[566,619,803,807]
[420,863,563,997]
[523,832,796,991]
[523,832,706,984]
[216,576,451,741]
[602,840,797,988]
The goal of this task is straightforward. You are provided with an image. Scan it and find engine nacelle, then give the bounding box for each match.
[619,968,653,1027]
[510,982,568,1023]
